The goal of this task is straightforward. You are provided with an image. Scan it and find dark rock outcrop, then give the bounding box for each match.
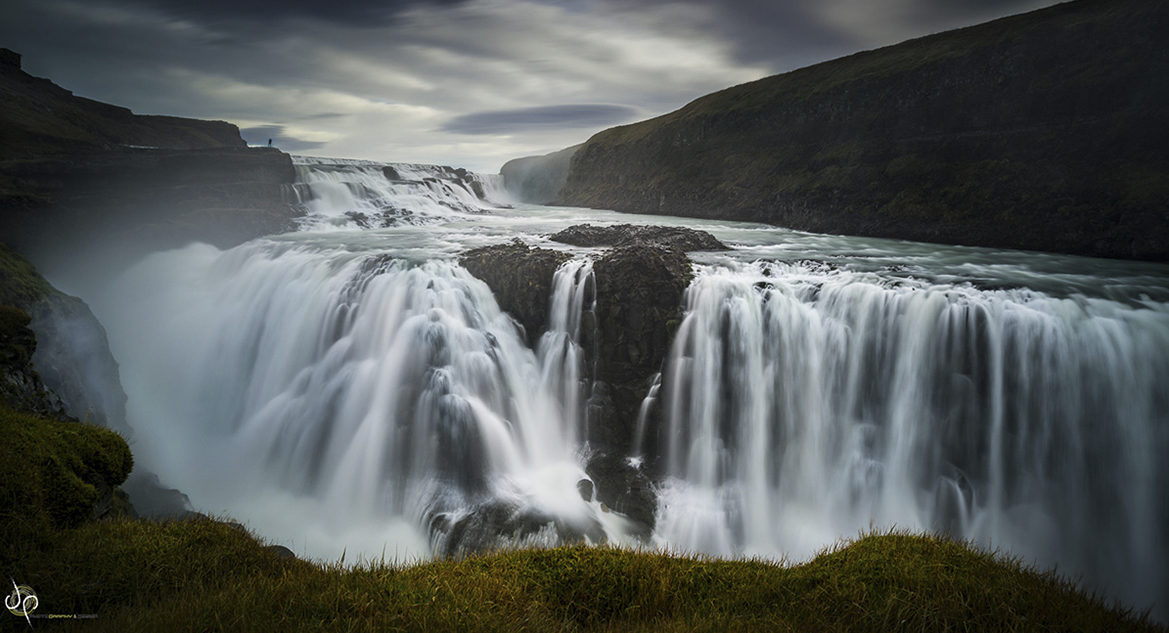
[0,304,68,419]
[550,223,729,252]
[554,0,1169,261]
[588,243,691,448]
[460,226,711,533]
[461,241,571,344]
[1,243,129,434]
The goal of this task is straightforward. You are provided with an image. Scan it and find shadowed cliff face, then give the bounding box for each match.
[0,243,128,435]
[555,0,1169,261]
[0,50,300,262]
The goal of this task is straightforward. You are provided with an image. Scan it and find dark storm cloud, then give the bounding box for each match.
[441,105,639,135]
[599,0,1055,71]
[108,0,470,25]
[240,125,327,151]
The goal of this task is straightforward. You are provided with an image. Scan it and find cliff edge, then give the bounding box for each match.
[0,49,299,261]
[553,0,1169,261]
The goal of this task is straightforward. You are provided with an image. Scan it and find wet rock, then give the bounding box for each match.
[460,242,571,344]
[0,304,68,419]
[460,234,696,535]
[550,223,728,251]
[432,498,607,557]
[121,469,193,519]
[577,478,595,502]
[584,452,656,539]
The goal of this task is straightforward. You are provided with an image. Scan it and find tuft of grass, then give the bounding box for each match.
[0,404,133,560]
[4,516,1162,632]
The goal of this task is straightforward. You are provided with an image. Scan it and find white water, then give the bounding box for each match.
[653,260,1169,615]
[57,157,1169,618]
[286,156,511,231]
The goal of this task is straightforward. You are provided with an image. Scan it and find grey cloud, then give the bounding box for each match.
[598,0,1057,72]
[105,0,469,26]
[241,125,326,151]
[441,105,639,135]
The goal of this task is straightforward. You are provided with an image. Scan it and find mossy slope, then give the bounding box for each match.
[7,523,1162,632]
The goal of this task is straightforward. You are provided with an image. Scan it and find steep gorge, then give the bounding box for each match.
[542,0,1169,260]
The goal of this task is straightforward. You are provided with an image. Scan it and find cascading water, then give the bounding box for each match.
[286,156,511,230]
[535,259,595,445]
[59,157,1169,620]
[653,259,1169,615]
[100,240,619,559]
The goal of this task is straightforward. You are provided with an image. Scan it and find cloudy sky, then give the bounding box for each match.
[3,0,1057,172]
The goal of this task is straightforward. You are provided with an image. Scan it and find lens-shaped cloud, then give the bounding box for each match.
[441,104,639,135]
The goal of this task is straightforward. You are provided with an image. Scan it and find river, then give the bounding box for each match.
[56,156,1169,618]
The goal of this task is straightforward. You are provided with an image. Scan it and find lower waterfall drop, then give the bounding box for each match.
[103,241,620,559]
[652,260,1169,614]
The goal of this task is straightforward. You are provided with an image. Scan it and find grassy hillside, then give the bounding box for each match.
[558,0,1169,261]
[6,518,1163,632]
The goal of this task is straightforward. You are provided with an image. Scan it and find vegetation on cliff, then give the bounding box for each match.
[556,0,1169,261]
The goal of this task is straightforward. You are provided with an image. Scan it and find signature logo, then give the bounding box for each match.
[6,580,38,625]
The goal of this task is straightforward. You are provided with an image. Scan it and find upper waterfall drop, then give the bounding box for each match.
[286,156,512,231]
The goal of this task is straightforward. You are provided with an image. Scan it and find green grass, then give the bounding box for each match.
[0,397,1160,631]
[4,515,1161,632]
[0,406,133,543]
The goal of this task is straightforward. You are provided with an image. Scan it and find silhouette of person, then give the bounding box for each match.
[267,138,272,147]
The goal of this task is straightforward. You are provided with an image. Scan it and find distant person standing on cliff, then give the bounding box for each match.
[267,138,272,147]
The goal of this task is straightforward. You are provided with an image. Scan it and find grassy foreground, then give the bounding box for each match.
[0,397,1159,631]
[5,515,1162,632]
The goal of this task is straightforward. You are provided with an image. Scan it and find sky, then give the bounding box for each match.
[2,0,1058,173]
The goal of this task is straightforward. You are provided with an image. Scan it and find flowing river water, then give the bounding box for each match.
[55,157,1169,618]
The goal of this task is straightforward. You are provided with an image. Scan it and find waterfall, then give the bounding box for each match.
[535,259,595,444]
[102,240,620,559]
[654,260,1169,613]
[286,156,512,230]
[66,158,1169,617]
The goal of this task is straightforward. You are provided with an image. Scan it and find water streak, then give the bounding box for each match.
[654,260,1169,616]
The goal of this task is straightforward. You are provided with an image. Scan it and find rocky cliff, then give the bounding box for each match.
[552,0,1169,261]
[0,49,299,261]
